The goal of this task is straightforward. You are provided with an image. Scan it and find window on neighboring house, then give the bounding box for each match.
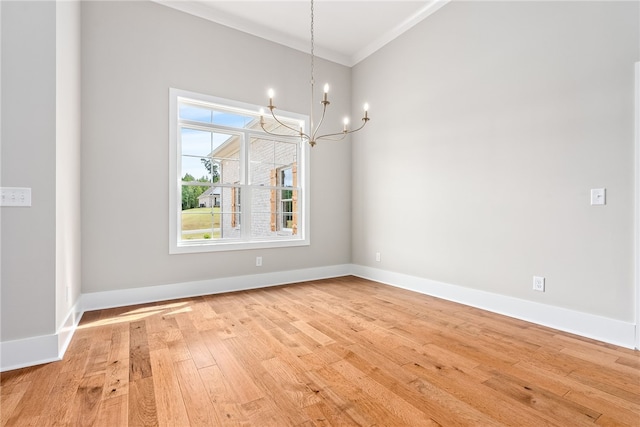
[273,166,296,233]
[169,88,309,253]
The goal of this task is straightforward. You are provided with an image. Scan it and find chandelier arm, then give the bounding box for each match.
[315,117,370,141]
[260,124,308,141]
[265,108,305,137]
[316,133,348,142]
[345,117,371,134]
[311,101,329,141]
[315,130,347,140]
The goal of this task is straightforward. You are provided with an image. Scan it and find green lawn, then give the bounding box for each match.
[181,207,221,240]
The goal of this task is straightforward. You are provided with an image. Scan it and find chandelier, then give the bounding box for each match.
[260,0,370,147]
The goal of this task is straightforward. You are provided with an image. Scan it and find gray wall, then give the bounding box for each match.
[352,1,639,321]
[1,0,81,342]
[81,1,352,293]
[1,1,56,341]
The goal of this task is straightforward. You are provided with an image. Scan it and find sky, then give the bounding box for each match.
[179,104,251,181]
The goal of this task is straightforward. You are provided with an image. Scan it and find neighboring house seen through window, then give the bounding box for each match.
[169,88,309,253]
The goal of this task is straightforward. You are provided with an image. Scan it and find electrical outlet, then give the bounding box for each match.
[533,276,545,292]
[590,188,606,206]
[375,252,381,262]
[256,256,262,267]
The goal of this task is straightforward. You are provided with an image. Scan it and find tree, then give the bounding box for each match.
[181,173,214,210]
[200,158,220,183]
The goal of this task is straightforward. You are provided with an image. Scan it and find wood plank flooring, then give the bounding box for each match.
[1,276,639,426]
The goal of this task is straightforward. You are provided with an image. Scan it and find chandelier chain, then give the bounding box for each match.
[310,0,315,86]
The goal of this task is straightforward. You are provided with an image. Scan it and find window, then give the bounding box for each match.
[169,88,309,254]
[276,166,296,233]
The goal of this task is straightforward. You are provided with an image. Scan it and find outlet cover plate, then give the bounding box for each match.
[533,276,545,292]
[590,188,606,205]
[0,187,31,207]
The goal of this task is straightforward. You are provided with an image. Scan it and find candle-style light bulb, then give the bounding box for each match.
[259,108,265,124]
[343,117,349,132]
[323,83,329,102]
[268,88,275,108]
[299,121,304,133]
[363,103,369,119]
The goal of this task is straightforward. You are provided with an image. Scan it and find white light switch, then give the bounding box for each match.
[590,188,605,206]
[0,187,32,207]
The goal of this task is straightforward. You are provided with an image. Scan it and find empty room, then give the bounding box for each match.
[1,0,639,425]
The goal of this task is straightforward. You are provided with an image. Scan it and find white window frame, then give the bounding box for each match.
[169,88,310,254]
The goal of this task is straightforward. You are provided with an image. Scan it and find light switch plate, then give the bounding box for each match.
[0,187,32,207]
[590,188,605,206]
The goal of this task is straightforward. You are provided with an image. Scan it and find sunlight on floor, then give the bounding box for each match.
[77,301,192,329]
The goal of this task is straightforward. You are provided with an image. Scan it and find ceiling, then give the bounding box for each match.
[154,1,449,67]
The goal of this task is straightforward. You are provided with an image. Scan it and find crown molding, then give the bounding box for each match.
[151,0,449,67]
[351,0,450,66]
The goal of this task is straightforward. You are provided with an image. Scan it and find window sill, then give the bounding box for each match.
[170,237,309,254]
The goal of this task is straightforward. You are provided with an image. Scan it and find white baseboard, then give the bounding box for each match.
[81,264,352,311]
[2,262,636,371]
[57,300,83,356]
[0,300,82,372]
[0,334,60,372]
[351,265,637,350]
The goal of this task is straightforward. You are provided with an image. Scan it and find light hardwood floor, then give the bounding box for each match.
[1,276,639,426]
